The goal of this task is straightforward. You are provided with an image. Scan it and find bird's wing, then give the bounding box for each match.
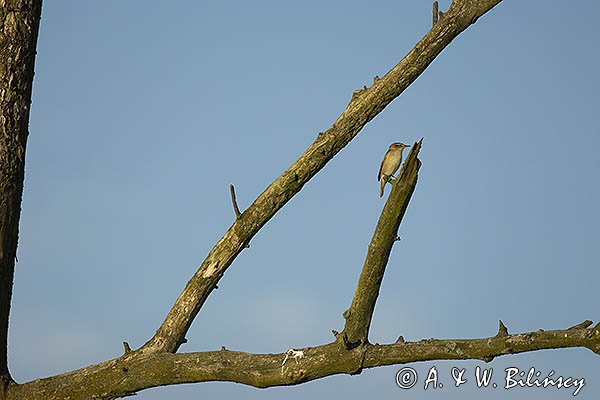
[377,150,387,181]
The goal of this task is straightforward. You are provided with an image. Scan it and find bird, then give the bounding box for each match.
[378,142,410,197]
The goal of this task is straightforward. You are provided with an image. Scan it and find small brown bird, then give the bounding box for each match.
[378,142,410,197]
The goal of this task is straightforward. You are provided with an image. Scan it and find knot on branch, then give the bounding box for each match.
[567,320,593,330]
[177,337,188,348]
[496,320,509,337]
[348,85,368,106]
[122,341,132,355]
[342,309,351,320]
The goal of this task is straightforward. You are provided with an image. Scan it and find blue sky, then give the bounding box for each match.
[9,1,600,399]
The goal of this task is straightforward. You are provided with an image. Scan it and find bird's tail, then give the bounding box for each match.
[379,177,385,198]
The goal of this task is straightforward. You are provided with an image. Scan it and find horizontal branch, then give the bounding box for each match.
[141,0,505,355]
[8,321,599,399]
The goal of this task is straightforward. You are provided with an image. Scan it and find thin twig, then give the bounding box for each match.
[229,184,242,218]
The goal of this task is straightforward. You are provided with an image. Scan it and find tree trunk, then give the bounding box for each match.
[0,0,43,395]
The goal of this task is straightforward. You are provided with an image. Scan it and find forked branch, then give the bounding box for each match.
[140,0,505,355]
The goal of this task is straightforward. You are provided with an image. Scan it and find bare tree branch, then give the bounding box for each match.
[0,0,43,391]
[229,184,242,218]
[140,0,505,355]
[7,322,599,399]
[341,140,422,348]
[3,2,598,400]
[568,320,593,330]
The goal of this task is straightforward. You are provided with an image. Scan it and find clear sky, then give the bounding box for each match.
[9,1,600,399]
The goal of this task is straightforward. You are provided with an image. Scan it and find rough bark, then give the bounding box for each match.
[341,140,422,347]
[5,322,599,399]
[0,0,43,394]
[141,0,505,356]
[5,1,596,400]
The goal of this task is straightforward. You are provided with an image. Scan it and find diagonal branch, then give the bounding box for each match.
[140,0,505,355]
[9,321,599,399]
[341,140,422,348]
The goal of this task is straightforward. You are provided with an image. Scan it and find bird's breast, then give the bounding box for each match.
[381,151,402,175]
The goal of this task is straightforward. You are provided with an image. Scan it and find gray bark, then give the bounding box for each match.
[7,2,596,400]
